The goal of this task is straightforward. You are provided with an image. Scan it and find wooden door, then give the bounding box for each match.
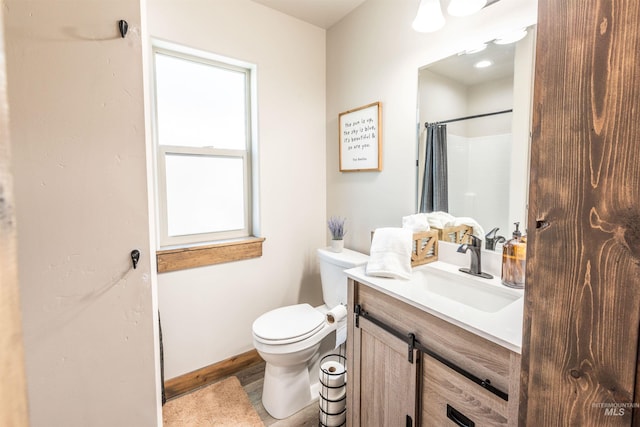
[350,316,420,426]
[521,0,640,425]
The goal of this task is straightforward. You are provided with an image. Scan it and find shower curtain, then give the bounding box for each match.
[418,123,448,213]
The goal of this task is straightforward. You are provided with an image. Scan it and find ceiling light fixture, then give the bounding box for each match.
[447,0,487,17]
[412,0,445,33]
[494,28,528,44]
[474,60,492,68]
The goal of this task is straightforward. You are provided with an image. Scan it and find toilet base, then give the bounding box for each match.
[262,362,317,419]
[259,331,338,419]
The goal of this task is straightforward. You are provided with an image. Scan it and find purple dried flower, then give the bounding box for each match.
[327,216,346,240]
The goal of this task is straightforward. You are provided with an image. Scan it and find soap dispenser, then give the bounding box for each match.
[501,222,526,289]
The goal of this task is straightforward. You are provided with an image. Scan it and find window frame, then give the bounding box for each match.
[151,43,256,249]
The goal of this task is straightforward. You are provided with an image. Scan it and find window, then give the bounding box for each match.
[152,44,256,248]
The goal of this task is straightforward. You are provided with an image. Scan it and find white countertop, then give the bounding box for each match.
[346,260,524,354]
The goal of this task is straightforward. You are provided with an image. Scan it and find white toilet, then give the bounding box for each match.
[252,247,368,419]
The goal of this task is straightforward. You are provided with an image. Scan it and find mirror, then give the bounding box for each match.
[417,26,536,248]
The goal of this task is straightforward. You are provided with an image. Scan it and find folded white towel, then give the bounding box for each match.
[423,212,485,238]
[452,217,485,240]
[366,227,413,280]
[425,211,456,229]
[402,213,430,232]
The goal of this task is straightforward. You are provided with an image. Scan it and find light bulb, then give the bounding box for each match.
[447,0,487,17]
[412,0,446,33]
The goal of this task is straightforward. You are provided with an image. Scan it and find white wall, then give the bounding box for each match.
[467,76,513,137]
[418,70,468,136]
[452,76,513,236]
[5,1,161,426]
[146,0,327,379]
[327,0,538,254]
[465,133,512,234]
[446,132,512,237]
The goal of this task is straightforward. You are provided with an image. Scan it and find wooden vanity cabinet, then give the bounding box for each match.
[347,279,521,426]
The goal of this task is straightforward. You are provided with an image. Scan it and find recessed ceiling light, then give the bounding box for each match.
[474,60,492,68]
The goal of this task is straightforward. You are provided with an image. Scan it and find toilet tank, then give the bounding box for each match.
[317,248,369,308]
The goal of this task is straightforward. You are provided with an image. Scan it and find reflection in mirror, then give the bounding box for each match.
[417,26,536,249]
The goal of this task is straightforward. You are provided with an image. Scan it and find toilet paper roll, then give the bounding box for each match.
[320,384,346,405]
[319,409,346,427]
[319,395,346,418]
[325,304,347,325]
[319,360,346,388]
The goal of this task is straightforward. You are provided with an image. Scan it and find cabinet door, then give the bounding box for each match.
[350,316,420,426]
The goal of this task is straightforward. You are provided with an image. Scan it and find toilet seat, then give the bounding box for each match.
[253,303,326,345]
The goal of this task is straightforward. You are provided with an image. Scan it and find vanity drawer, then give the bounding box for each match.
[422,354,508,427]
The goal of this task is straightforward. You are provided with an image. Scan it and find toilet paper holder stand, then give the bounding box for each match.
[319,352,347,427]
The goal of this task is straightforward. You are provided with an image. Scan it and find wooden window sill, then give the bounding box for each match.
[156,237,265,273]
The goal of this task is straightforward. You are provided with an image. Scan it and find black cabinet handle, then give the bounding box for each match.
[446,404,475,427]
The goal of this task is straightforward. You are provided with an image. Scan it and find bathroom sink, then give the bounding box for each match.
[410,265,522,313]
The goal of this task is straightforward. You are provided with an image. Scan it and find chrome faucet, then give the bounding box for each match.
[485,227,506,251]
[457,235,493,279]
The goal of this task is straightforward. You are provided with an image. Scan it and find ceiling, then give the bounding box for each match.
[251,0,504,30]
[250,0,368,29]
[425,41,516,86]
[252,0,519,85]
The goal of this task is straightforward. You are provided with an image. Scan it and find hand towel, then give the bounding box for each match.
[366,227,413,280]
[425,211,456,229]
[402,213,431,232]
[452,217,485,240]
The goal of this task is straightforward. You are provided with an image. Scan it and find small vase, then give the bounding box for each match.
[330,239,344,253]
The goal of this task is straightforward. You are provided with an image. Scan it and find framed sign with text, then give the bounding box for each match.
[339,102,382,172]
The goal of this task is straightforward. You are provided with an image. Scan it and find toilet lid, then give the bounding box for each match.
[253,304,325,344]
